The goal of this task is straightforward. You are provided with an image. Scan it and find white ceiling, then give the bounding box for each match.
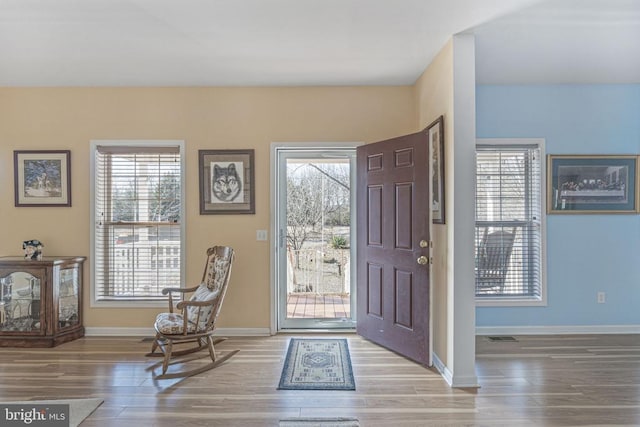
[474,0,640,84]
[0,0,637,87]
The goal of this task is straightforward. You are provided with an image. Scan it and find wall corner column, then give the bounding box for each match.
[448,33,478,388]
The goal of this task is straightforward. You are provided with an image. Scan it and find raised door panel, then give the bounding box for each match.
[367,185,383,247]
[395,182,413,250]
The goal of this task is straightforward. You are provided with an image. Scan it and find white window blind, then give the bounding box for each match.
[94,145,182,301]
[475,145,542,299]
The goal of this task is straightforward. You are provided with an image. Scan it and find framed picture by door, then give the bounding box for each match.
[427,116,445,224]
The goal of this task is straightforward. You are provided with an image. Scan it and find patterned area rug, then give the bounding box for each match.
[278,338,355,390]
[280,417,359,426]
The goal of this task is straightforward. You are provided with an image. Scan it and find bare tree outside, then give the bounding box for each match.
[476,151,528,222]
[111,174,180,223]
[286,166,325,267]
[150,173,181,222]
[286,161,351,295]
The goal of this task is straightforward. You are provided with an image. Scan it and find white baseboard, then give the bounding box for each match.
[215,328,271,336]
[431,352,479,388]
[476,325,640,336]
[431,352,453,386]
[84,327,271,337]
[449,375,480,388]
[85,327,153,337]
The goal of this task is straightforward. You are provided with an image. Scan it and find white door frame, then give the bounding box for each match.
[270,142,361,333]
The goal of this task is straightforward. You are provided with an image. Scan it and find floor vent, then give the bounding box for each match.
[487,336,517,342]
[140,337,155,342]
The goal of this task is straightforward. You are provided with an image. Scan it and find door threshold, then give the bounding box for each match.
[277,328,356,334]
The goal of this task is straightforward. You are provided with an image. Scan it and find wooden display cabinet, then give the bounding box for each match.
[0,256,85,347]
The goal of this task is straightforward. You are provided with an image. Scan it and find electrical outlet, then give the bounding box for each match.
[256,230,268,241]
[597,292,606,304]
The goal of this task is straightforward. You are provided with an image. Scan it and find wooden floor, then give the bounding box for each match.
[287,293,350,318]
[1,334,640,426]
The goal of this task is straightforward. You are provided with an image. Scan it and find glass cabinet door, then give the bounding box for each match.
[58,268,79,328]
[0,271,42,332]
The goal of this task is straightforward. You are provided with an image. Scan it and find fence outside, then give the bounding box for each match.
[287,247,350,296]
[111,241,180,297]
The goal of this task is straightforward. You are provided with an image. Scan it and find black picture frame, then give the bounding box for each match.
[14,150,71,207]
[199,149,255,214]
[547,154,638,214]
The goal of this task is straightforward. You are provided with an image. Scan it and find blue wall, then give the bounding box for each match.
[476,85,640,327]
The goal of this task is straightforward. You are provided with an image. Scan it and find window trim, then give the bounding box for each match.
[475,138,547,307]
[89,140,186,308]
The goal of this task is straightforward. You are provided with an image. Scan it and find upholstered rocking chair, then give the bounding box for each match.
[146,246,239,379]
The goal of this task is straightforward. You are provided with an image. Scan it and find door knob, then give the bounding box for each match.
[417,256,429,265]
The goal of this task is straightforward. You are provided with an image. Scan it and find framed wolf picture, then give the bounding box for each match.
[199,149,255,214]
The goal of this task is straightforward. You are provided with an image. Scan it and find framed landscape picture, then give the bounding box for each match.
[547,154,637,214]
[14,150,71,207]
[199,149,255,214]
[427,116,445,223]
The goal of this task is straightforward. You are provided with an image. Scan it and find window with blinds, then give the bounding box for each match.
[93,143,183,302]
[475,144,543,301]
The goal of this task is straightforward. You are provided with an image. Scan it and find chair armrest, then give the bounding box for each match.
[176,299,215,310]
[161,285,199,295]
[176,298,217,333]
[162,285,200,313]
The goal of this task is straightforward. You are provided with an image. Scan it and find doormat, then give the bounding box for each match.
[280,417,359,426]
[278,338,355,390]
[0,398,103,427]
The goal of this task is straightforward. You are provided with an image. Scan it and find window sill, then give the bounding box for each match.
[476,296,547,307]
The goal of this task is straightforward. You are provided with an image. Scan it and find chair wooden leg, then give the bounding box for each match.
[207,335,217,362]
[150,333,161,354]
[162,340,173,374]
[155,349,240,380]
[147,334,238,379]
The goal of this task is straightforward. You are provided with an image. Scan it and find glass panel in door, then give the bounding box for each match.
[277,148,356,329]
[58,268,80,328]
[0,272,41,332]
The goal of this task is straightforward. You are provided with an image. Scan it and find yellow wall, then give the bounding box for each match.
[0,86,416,329]
[414,40,454,365]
